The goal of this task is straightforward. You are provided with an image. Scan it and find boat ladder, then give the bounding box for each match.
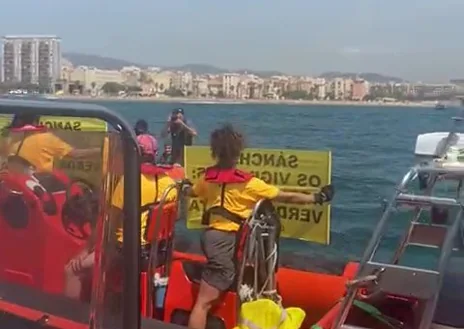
[332,163,464,329]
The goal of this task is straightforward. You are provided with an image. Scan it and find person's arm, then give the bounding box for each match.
[161,123,171,138]
[68,148,101,158]
[273,191,316,204]
[273,185,334,205]
[179,120,197,137]
[49,133,100,159]
[182,178,206,198]
[248,178,334,205]
[161,115,172,138]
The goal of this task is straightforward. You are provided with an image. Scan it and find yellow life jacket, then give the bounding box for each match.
[233,299,306,329]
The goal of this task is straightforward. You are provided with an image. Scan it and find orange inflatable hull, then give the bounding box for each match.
[170,251,357,328]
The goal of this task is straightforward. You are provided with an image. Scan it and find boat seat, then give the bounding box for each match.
[182,261,237,292]
[140,239,171,270]
[33,172,67,193]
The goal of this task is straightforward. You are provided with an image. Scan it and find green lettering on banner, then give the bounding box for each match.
[184,146,332,245]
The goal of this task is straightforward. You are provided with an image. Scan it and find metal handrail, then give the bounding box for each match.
[331,168,416,329]
[145,182,179,313]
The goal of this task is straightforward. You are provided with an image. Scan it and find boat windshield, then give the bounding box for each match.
[0,102,141,329]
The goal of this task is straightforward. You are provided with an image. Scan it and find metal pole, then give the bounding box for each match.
[419,208,463,329]
[265,225,276,296]
[123,134,141,329]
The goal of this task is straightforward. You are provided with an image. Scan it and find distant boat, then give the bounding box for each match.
[435,101,446,110]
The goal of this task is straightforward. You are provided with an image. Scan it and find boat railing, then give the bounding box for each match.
[145,182,181,314]
[331,162,464,329]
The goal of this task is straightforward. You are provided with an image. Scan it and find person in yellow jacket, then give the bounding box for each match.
[64,135,177,299]
[183,124,334,329]
[2,114,100,172]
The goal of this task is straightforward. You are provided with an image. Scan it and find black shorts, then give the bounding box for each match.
[200,229,236,292]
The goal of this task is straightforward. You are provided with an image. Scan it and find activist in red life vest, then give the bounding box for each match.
[183,123,335,329]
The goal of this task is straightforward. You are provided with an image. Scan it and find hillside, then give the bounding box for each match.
[63,53,403,82]
[63,53,285,77]
[318,71,404,83]
[63,52,147,70]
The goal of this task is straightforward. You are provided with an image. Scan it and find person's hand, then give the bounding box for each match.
[314,184,334,205]
[66,256,84,274]
[174,118,185,126]
[181,178,193,186]
[65,251,94,274]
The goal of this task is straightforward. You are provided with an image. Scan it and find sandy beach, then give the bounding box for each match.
[55,94,434,108]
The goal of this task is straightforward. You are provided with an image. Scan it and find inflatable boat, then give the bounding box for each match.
[0,99,461,329]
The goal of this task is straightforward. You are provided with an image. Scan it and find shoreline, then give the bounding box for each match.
[54,95,434,108]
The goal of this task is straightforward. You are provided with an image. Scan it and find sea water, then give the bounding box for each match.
[69,100,464,273]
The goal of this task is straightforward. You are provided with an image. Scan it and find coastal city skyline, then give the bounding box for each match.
[1,35,464,104]
[0,0,463,83]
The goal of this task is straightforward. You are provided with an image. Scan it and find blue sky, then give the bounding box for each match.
[0,0,462,82]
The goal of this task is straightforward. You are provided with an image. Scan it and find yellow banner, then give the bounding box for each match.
[48,117,107,186]
[0,115,107,187]
[184,146,332,244]
[0,115,107,132]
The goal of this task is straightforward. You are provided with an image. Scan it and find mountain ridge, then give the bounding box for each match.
[63,52,404,82]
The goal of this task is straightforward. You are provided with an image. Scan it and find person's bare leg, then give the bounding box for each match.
[64,265,83,299]
[188,280,221,329]
[64,251,95,299]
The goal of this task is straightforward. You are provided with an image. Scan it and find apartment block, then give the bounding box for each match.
[1,35,61,90]
[222,73,240,97]
[352,79,369,100]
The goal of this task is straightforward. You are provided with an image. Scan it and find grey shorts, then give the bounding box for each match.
[200,229,236,292]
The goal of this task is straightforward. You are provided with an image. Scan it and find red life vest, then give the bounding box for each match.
[201,166,254,226]
[9,124,46,133]
[7,125,48,170]
[140,163,167,176]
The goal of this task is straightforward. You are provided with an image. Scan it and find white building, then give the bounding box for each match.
[69,66,124,91]
[171,71,193,92]
[222,73,240,98]
[1,35,61,90]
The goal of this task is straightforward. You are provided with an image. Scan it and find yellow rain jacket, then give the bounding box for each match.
[233,299,306,329]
